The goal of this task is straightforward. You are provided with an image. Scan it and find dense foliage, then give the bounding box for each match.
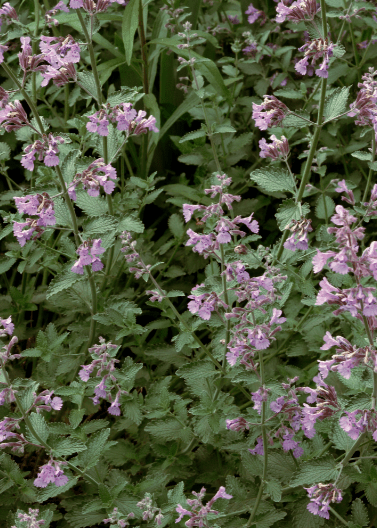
[1,0,377,526]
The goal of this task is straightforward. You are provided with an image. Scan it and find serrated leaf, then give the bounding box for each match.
[69,408,86,429]
[256,510,287,528]
[265,480,282,502]
[84,216,118,235]
[290,456,337,487]
[117,216,144,233]
[214,124,236,134]
[179,129,207,143]
[250,168,295,194]
[99,483,112,505]
[282,112,311,128]
[351,151,372,161]
[75,428,111,469]
[323,86,350,121]
[330,421,355,451]
[27,413,49,444]
[315,195,335,219]
[366,481,377,506]
[122,0,139,65]
[46,269,83,299]
[352,498,369,526]
[53,438,87,457]
[64,511,105,528]
[0,142,10,160]
[77,71,99,101]
[75,191,109,216]
[60,149,80,183]
[275,199,310,230]
[168,213,185,238]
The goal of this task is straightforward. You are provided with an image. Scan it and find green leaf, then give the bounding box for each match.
[168,213,185,238]
[366,481,377,506]
[69,408,86,429]
[290,456,337,487]
[75,428,111,469]
[61,149,80,183]
[352,498,369,526]
[315,195,335,219]
[265,480,282,502]
[0,257,16,274]
[99,483,113,505]
[144,93,160,146]
[250,168,295,194]
[323,86,350,121]
[213,124,237,134]
[122,0,140,65]
[75,191,109,217]
[144,418,191,442]
[117,216,144,233]
[275,199,310,230]
[256,510,287,528]
[282,112,311,128]
[64,511,105,528]
[274,89,304,99]
[77,71,99,101]
[46,269,84,300]
[179,129,207,143]
[0,142,10,160]
[53,438,87,457]
[351,151,372,161]
[84,216,118,235]
[330,421,355,451]
[27,413,49,444]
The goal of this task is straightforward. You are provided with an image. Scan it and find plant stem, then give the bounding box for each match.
[1,63,44,134]
[76,9,115,284]
[275,0,328,262]
[328,506,348,526]
[246,350,268,527]
[362,134,376,203]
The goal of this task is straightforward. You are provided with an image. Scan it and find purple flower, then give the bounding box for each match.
[305,483,342,519]
[295,38,335,79]
[13,193,56,247]
[175,486,232,525]
[0,316,14,337]
[0,2,18,28]
[13,509,45,528]
[276,0,318,23]
[40,34,80,69]
[252,95,288,130]
[71,238,105,274]
[246,3,266,24]
[68,158,117,200]
[251,387,270,414]
[259,135,290,160]
[21,134,64,171]
[226,417,249,431]
[86,103,159,138]
[34,459,68,488]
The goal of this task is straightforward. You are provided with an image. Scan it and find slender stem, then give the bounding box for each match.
[32,0,40,105]
[348,21,360,69]
[246,350,268,527]
[54,166,80,247]
[362,134,376,203]
[328,506,348,526]
[138,0,149,95]
[1,63,44,134]
[336,432,367,483]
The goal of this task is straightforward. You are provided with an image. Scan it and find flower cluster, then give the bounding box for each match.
[0,2,18,29]
[44,0,70,27]
[340,409,377,440]
[34,459,68,488]
[120,231,152,279]
[79,337,127,416]
[259,135,290,160]
[252,95,289,130]
[13,193,56,247]
[276,0,319,23]
[175,486,232,526]
[295,38,335,78]
[71,238,105,274]
[0,315,14,338]
[21,133,65,170]
[187,284,228,320]
[0,101,30,132]
[348,67,377,139]
[11,508,45,528]
[68,158,117,200]
[70,0,127,12]
[305,483,342,519]
[183,173,259,257]
[137,493,164,525]
[18,37,46,78]
[284,218,313,251]
[86,102,159,137]
[39,34,81,87]
[245,2,266,25]
[103,508,135,527]
[33,390,63,413]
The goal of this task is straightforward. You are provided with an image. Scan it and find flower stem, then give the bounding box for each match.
[275,0,328,262]
[246,350,268,527]
[362,133,376,203]
[328,506,348,526]
[76,9,115,284]
[1,62,45,134]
